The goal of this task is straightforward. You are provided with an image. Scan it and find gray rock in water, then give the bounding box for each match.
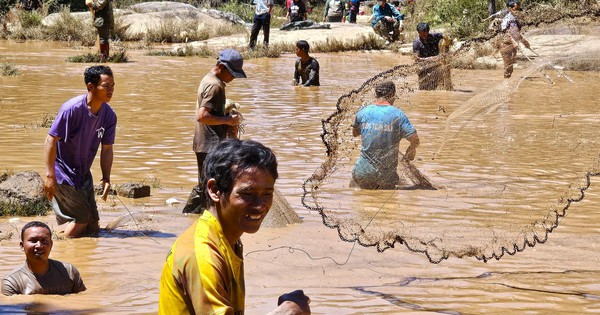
[117,183,151,199]
[0,171,50,216]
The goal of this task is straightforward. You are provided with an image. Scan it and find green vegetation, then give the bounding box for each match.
[40,112,56,128]
[1,62,21,76]
[147,44,215,57]
[311,34,385,52]
[66,48,130,63]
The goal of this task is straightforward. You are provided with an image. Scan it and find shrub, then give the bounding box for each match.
[144,20,210,43]
[43,8,96,46]
[66,48,129,63]
[1,62,20,76]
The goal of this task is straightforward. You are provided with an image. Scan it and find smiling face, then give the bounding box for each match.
[88,74,115,103]
[211,167,275,244]
[21,226,53,264]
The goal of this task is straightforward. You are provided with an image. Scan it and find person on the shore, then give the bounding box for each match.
[249,0,274,49]
[323,0,345,23]
[371,0,404,45]
[44,65,116,238]
[346,0,360,23]
[499,0,530,78]
[352,81,420,189]
[86,0,114,61]
[287,0,307,22]
[293,40,320,87]
[413,22,452,90]
[159,139,311,315]
[2,221,86,295]
[182,49,244,214]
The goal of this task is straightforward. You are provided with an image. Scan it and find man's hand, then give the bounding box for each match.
[85,0,93,8]
[228,113,241,126]
[100,179,111,201]
[44,176,57,201]
[385,16,395,22]
[522,39,531,49]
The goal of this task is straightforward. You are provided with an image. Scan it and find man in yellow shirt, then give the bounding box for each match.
[159,139,311,315]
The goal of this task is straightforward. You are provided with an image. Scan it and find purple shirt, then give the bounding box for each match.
[48,94,117,187]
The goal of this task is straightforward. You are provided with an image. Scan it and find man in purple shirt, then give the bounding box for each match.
[44,66,117,238]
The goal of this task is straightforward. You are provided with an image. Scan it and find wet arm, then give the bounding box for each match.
[403,133,420,161]
[197,107,239,126]
[100,144,113,183]
[44,135,59,200]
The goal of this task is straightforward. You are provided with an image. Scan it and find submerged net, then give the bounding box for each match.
[302,4,600,263]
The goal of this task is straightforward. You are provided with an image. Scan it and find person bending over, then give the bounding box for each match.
[159,139,311,315]
[352,81,420,189]
[2,221,86,295]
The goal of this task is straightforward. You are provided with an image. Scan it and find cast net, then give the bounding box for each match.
[302,3,600,263]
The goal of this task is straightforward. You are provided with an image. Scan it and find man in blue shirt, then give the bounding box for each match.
[352,81,420,189]
[371,0,404,44]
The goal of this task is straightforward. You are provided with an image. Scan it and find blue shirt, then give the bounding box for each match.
[371,3,404,27]
[353,104,415,180]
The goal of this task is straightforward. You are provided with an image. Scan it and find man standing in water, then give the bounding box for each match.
[44,65,116,238]
[86,0,114,61]
[293,40,320,87]
[159,139,311,315]
[412,22,452,90]
[352,81,420,189]
[183,49,244,214]
[499,0,530,78]
[2,221,86,295]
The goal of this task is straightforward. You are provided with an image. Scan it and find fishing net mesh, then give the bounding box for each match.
[302,4,600,263]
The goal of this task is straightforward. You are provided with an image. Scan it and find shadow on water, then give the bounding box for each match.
[98,229,176,239]
[0,303,98,314]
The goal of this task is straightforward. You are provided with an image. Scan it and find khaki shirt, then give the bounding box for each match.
[2,259,86,295]
[193,72,228,153]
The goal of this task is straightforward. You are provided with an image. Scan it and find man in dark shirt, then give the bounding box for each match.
[293,40,320,87]
[2,221,86,295]
[412,22,451,90]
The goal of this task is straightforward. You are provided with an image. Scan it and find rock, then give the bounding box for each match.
[261,188,302,228]
[42,2,237,41]
[0,171,51,217]
[165,197,180,206]
[117,183,151,198]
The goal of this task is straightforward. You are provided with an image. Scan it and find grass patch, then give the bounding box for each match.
[558,56,600,71]
[147,44,216,57]
[144,20,210,44]
[218,0,254,22]
[142,176,162,189]
[66,48,130,63]
[43,9,96,46]
[1,62,21,76]
[40,112,56,128]
[311,34,385,53]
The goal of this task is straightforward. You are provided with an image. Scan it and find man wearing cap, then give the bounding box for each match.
[412,22,451,90]
[249,0,274,49]
[183,49,245,214]
[499,0,530,78]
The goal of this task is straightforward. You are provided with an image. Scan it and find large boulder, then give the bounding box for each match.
[0,171,51,217]
[42,2,243,40]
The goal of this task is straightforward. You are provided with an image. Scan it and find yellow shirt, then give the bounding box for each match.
[158,211,245,315]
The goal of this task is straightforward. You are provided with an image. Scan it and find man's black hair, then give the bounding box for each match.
[375,81,396,99]
[416,22,430,32]
[84,65,113,87]
[507,0,520,8]
[202,139,278,205]
[21,221,52,241]
[296,40,310,53]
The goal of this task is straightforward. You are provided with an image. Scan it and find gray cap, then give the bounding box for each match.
[218,49,247,79]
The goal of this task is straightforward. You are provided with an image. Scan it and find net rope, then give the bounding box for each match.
[302,4,600,263]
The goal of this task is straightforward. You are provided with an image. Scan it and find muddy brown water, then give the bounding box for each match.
[1,40,600,314]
